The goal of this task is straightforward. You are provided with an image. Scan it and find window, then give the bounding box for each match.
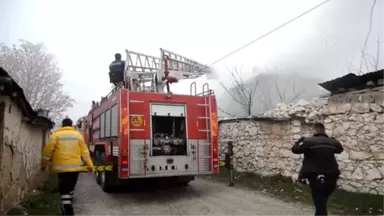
[98,104,118,139]
[111,104,118,137]
[100,113,105,138]
[105,109,111,137]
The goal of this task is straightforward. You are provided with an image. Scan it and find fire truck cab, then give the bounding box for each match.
[82,48,219,192]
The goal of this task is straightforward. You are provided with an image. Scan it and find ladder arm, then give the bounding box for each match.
[122,48,212,93]
[160,48,212,81]
[125,49,160,74]
[124,49,160,92]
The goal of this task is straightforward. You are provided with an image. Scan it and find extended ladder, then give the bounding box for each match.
[124,48,212,93]
[124,49,160,92]
[159,48,211,81]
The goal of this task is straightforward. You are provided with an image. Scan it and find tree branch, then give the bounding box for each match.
[218,107,237,118]
[289,77,305,103]
[0,40,75,122]
[219,66,259,116]
[359,0,377,74]
[375,38,380,70]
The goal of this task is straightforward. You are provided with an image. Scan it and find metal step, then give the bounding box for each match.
[197,116,209,119]
[129,100,144,103]
[197,104,208,107]
[198,129,210,132]
[130,129,144,131]
[130,114,144,117]
[132,158,148,161]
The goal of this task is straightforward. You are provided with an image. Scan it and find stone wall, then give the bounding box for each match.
[0,97,50,214]
[219,86,384,195]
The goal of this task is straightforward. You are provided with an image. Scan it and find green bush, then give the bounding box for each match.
[7,175,60,215]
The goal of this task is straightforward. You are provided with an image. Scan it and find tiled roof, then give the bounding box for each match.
[318,69,384,94]
[0,67,54,128]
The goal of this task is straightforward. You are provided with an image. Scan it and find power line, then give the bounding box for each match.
[208,0,332,67]
[211,0,332,116]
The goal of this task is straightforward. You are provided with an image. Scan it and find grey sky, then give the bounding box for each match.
[0,0,383,121]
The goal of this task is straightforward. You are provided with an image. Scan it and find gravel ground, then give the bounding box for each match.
[73,173,313,215]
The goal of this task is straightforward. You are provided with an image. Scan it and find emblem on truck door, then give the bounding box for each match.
[130,116,143,127]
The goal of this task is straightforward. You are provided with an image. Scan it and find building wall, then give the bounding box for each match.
[0,96,49,214]
[219,87,384,195]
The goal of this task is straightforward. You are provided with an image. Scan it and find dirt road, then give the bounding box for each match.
[73,173,313,215]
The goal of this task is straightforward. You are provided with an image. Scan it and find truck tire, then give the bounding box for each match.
[98,152,113,192]
[100,171,112,192]
[93,151,102,185]
[176,176,194,186]
[94,171,101,185]
[177,180,190,187]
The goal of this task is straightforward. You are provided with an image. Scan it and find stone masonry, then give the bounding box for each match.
[219,86,384,195]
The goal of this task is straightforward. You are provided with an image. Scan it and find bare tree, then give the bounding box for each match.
[260,88,274,112]
[269,69,305,103]
[352,0,381,75]
[218,107,237,118]
[349,40,381,75]
[219,66,258,116]
[0,40,75,122]
[375,39,381,70]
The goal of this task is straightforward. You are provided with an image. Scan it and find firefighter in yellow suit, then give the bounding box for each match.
[41,117,94,216]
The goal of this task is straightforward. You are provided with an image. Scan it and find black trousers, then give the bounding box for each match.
[109,71,124,85]
[58,172,80,216]
[307,174,338,216]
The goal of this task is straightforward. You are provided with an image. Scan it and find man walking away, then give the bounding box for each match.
[291,123,343,216]
[109,53,125,88]
[41,117,94,215]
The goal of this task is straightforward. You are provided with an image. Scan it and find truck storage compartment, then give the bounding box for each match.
[151,116,187,156]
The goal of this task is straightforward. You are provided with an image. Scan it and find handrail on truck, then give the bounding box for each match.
[202,83,209,96]
[190,82,197,96]
[192,82,214,96]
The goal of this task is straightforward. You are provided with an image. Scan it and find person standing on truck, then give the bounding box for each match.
[291,123,343,216]
[109,53,125,88]
[40,117,94,216]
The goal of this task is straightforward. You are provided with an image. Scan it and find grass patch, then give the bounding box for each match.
[208,168,383,215]
[7,174,61,215]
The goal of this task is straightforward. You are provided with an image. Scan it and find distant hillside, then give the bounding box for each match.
[218,71,326,117]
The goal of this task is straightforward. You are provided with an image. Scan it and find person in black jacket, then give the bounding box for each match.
[292,123,343,216]
[109,53,125,88]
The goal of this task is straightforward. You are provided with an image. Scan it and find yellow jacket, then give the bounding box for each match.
[41,126,94,173]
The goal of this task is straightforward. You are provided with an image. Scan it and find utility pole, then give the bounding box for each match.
[225,141,234,187]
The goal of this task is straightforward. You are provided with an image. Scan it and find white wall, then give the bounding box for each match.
[0,96,49,214]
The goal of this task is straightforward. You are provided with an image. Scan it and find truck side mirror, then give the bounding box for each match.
[77,121,82,129]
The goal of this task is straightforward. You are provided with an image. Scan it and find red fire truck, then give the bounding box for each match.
[80,48,219,192]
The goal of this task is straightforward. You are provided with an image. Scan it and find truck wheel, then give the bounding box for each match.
[100,171,112,192]
[94,171,101,185]
[176,176,194,186]
[93,151,101,185]
[97,150,114,192]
